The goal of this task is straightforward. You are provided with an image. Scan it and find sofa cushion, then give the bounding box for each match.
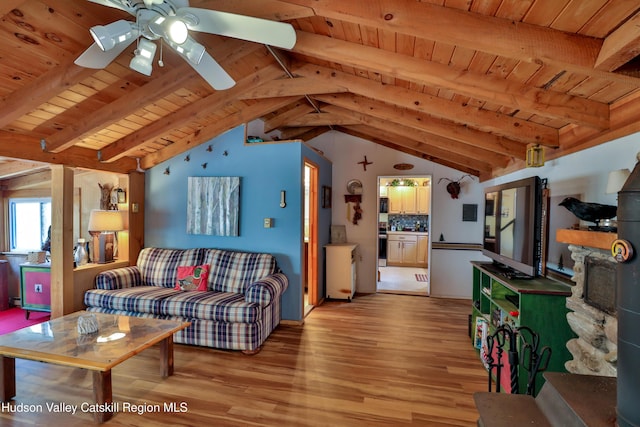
[203,249,277,293]
[137,248,204,288]
[159,291,261,323]
[84,286,179,315]
[175,265,209,291]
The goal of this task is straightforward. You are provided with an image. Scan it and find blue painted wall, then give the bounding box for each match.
[144,125,332,321]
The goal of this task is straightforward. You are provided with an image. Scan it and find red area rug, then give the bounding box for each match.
[415,274,428,282]
[0,307,50,335]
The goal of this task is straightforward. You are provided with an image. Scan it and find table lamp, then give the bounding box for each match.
[88,210,124,263]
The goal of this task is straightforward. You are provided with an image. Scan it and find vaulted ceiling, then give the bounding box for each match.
[1,0,639,185]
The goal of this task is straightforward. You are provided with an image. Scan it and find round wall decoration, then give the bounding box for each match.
[393,163,414,170]
[347,179,363,194]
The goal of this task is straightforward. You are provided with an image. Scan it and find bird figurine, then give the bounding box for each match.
[559,197,617,228]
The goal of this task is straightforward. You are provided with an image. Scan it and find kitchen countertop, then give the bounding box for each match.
[386,230,429,236]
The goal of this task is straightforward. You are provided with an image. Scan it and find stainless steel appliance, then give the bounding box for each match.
[378,221,387,266]
[379,197,388,213]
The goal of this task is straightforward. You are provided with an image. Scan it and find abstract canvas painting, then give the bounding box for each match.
[187,177,240,236]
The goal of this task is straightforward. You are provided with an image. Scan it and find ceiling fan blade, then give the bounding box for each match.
[74,38,136,69]
[177,7,296,49]
[88,0,136,15]
[187,51,235,90]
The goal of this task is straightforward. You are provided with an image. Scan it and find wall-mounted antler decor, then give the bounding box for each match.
[98,183,114,210]
[438,174,475,199]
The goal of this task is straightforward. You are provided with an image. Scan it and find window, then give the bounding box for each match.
[9,198,51,251]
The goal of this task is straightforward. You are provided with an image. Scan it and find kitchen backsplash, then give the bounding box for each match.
[388,215,428,231]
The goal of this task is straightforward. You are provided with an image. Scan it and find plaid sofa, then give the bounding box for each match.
[84,247,288,353]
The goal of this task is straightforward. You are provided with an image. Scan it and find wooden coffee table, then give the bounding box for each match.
[0,311,190,423]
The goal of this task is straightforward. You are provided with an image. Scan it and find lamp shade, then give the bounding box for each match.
[88,210,124,232]
[606,168,631,194]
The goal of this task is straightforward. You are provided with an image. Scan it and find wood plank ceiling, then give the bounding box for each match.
[0,0,639,183]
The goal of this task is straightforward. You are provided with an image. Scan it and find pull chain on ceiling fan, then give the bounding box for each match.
[75,0,297,90]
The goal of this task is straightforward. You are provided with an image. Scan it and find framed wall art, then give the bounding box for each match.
[322,185,332,208]
[187,176,240,236]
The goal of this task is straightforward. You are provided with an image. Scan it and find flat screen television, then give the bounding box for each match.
[482,176,542,278]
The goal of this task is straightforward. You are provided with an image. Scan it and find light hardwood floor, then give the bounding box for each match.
[1,294,487,426]
[377,266,429,295]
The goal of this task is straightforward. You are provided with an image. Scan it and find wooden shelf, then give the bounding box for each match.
[556,229,617,251]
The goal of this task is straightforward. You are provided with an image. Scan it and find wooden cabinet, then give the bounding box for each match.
[470,261,574,395]
[325,244,358,301]
[388,186,417,214]
[388,186,430,214]
[20,263,51,319]
[417,235,429,266]
[416,186,430,214]
[387,234,419,266]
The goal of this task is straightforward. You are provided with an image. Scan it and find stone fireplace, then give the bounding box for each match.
[557,229,618,377]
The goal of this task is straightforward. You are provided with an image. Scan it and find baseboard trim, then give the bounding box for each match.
[280,319,304,326]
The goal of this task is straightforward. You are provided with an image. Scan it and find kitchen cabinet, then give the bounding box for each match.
[417,235,429,266]
[20,263,51,319]
[387,234,418,266]
[388,186,417,214]
[388,186,429,214]
[325,243,358,301]
[416,186,430,214]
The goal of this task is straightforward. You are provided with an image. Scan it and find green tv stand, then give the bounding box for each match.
[470,261,575,395]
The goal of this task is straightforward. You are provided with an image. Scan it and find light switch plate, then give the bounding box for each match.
[264,218,273,228]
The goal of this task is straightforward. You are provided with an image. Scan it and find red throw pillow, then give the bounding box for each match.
[175,265,209,291]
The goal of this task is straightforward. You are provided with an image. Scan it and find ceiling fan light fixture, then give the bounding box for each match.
[167,19,189,44]
[149,16,189,45]
[90,20,134,51]
[172,38,205,65]
[129,38,157,76]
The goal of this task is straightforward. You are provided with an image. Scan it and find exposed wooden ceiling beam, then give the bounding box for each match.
[283,0,639,86]
[1,169,52,191]
[314,93,526,159]
[140,97,302,169]
[0,57,96,129]
[98,64,286,163]
[595,12,640,72]
[277,126,318,140]
[293,63,560,147]
[286,112,359,126]
[0,132,136,173]
[263,102,316,133]
[321,105,510,168]
[292,126,331,141]
[44,39,263,154]
[43,63,198,154]
[0,159,48,180]
[239,76,349,99]
[291,31,610,129]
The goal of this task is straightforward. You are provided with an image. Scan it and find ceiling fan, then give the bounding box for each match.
[74,0,296,90]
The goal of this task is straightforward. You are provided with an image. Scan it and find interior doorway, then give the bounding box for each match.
[377,175,432,296]
[303,161,319,316]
